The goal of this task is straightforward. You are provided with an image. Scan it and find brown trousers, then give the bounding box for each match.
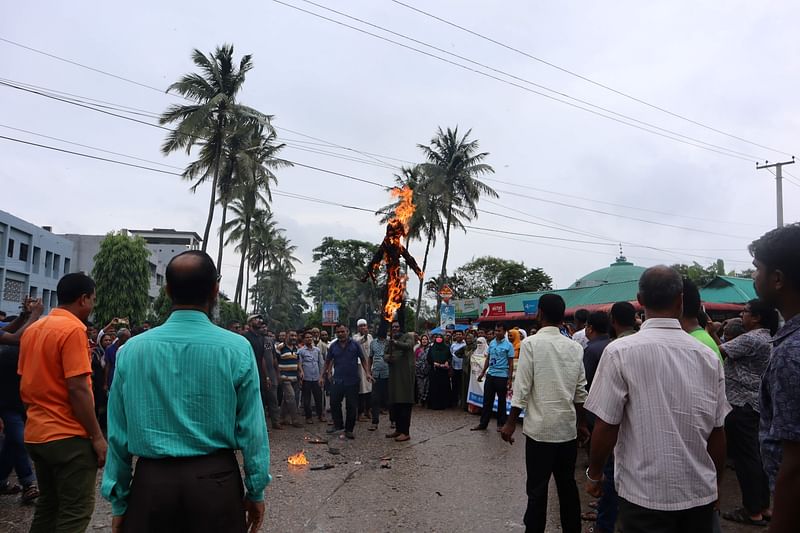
[122,450,246,533]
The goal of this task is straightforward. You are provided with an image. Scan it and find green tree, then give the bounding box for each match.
[92,232,151,326]
[149,286,172,325]
[159,44,268,257]
[449,256,551,299]
[671,260,725,286]
[418,126,496,305]
[218,293,248,326]
[306,237,381,327]
[249,264,306,331]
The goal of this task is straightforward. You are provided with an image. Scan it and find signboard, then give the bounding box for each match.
[467,354,518,416]
[453,298,481,315]
[523,299,539,316]
[440,303,456,329]
[438,284,454,303]
[487,302,507,317]
[321,302,339,326]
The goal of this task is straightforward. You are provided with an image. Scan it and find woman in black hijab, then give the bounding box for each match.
[426,333,452,410]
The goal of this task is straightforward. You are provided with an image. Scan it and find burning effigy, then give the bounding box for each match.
[361,186,424,329]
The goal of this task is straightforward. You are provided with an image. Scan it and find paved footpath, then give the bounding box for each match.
[2,408,756,532]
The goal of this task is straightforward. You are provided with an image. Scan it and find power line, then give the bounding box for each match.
[0,132,753,265]
[294,0,764,161]
[273,0,759,163]
[388,0,794,159]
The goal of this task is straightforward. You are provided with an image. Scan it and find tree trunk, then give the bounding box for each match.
[216,202,228,274]
[244,265,251,311]
[202,119,225,254]
[437,208,453,310]
[234,217,251,305]
[415,227,434,330]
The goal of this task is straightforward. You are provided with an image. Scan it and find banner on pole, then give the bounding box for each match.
[440,303,456,329]
[523,299,539,316]
[321,302,339,326]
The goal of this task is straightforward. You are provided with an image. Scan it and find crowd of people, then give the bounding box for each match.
[0,223,799,533]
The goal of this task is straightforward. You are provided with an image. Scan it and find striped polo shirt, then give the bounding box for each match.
[278,344,299,382]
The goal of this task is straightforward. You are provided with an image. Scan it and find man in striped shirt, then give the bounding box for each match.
[584,266,729,533]
[278,331,302,428]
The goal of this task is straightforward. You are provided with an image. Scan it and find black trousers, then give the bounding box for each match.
[524,437,581,533]
[725,404,771,514]
[618,498,714,533]
[123,451,245,533]
[301,380,324,419]
[371,377,390,424]
[479,375,508,428]
[391,403,413,435]
[330,382,359,432]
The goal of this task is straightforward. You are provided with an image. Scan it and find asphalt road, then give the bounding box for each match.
[1,408,759,532]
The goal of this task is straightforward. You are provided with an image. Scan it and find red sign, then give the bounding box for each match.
[438,284,454,303]
[487,302,506,317]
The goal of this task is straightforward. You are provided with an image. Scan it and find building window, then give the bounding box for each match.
[3,278,24,303]
[49,291,57,309]
[53,254,61,278]
[64,258,71,274]
[29,286,38,298]
[32,247,41,274]
[7,238,14,258]
[19,242,29,262]
[45,251,53,276]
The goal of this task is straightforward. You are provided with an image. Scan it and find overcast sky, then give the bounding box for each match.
[2,1,798,304]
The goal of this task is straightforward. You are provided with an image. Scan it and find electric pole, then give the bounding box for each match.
[757,157,795,228]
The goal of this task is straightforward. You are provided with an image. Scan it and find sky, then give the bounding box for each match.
[2,1,799,306]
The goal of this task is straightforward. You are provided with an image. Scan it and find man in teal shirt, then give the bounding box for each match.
[101,251,270,533]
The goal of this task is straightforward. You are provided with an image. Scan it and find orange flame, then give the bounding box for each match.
[382,186,417,322]
[287,450,309,466]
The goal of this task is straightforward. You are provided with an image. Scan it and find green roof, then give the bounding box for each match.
[482,279,640,313]
[700,276,756,304]
[569,256,646,288]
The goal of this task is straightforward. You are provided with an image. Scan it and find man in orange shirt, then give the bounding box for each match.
[19,272,107,533]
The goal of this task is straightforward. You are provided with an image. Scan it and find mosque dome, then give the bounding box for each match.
[568,255,646,289]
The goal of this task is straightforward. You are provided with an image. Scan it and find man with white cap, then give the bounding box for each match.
[353,319,373,421]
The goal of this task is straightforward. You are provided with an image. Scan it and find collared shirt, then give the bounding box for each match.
[572,328,589,349]
[18,308,92,443]
[353,333,373,393]
[585,318,730,511]
[511,327,588,443]
[450,341,466,370]
[100,310,270,515]
[722,328,771,410]
[327,339,363,386]
[298,345,323,382]
[487,337,515,378]
[760,314,800,490]
[583,335,611,391]
[369,338,389,379]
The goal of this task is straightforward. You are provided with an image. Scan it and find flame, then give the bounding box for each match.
[382,186,416,321]
[391,185,415,233]
[287,451,309,466]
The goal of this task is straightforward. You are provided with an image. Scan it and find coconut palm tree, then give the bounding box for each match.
[418,126,496,304]
[159,44,269,255]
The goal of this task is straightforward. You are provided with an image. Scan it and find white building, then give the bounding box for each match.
[0,210,75,316]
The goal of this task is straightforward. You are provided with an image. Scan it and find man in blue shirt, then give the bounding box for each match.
[298,331,325,423]
[472,323,515,431]
[749,223,800,533]
[321,323,372,439]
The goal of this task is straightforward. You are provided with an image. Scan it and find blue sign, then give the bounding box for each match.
[321,302,339,325]
[440,304,456,329]
[523,299,539,316]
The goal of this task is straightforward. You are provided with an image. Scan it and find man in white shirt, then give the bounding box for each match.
[584,265,729,533]
[571,309,590,349]
[353,319,373,421]
[500,293,589,533]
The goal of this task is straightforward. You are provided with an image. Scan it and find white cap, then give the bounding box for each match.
[357,319,368,326]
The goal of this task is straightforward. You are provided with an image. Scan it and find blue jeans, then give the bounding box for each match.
[0,409,36,486]
[595,455,618,533]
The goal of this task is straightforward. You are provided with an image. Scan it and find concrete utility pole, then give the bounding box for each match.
[757,157,795,228]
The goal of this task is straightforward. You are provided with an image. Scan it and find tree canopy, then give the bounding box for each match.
[91,232,151,326]
[427,256,552,300]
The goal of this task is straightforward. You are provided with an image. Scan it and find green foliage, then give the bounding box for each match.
[249,267,307,331]
[149,286,172,325]
[424,256,552,300]
[218,294,248,326]
[306,237,382,327]
[92,232,151,327]
[671,260,725,287]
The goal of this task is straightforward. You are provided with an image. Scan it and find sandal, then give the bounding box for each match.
[722,508,767,527]
[0,482,22,495]
[21,484,39,504]
[581,511,597,521]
